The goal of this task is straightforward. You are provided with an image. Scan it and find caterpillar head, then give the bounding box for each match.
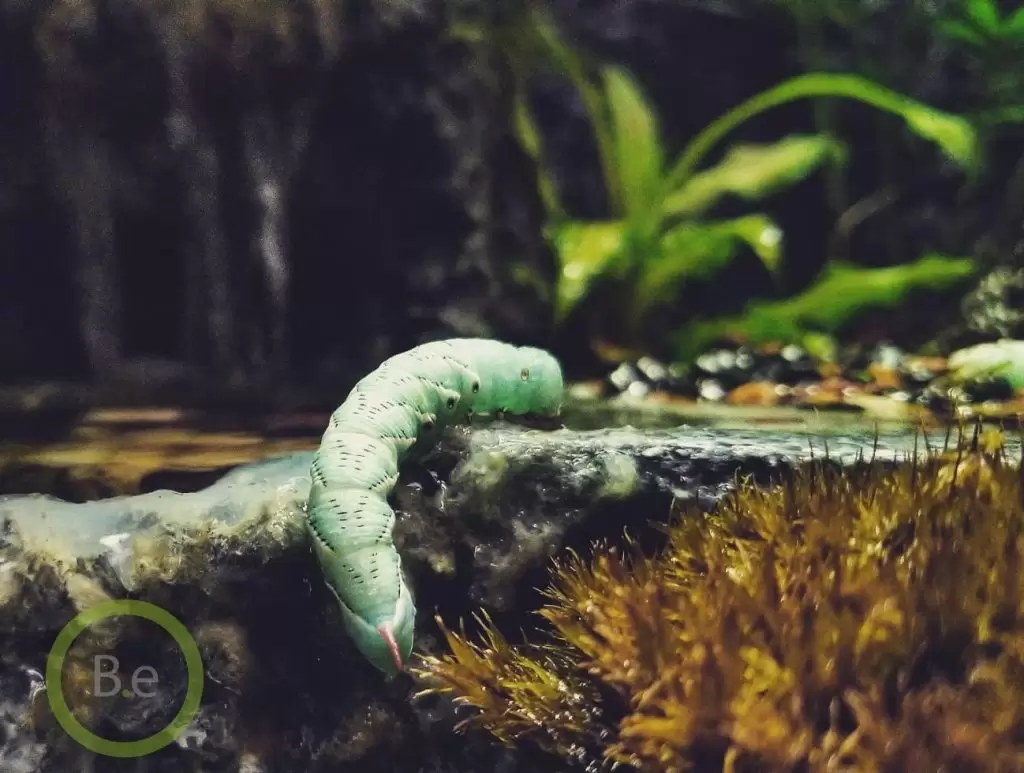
[514,346,565,417]
[330,578,416,678]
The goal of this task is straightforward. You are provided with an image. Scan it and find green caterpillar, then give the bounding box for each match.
[306,339,564,676]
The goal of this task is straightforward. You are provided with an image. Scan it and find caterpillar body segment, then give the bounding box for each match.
[328,398,425,450]
[306,339,564,676]
[307,487,396,552]
[310,432,400,492]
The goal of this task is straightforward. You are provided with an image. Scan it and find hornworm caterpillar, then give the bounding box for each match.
[306,339,564,676]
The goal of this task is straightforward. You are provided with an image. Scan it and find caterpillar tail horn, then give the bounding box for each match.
[331,578,416,677]
[377,622,404,673]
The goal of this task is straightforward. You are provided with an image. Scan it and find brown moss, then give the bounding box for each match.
[417,610,608,760]
[413,425,1024,773]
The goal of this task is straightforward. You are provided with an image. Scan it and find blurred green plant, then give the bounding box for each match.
[936,0,1024,126]
[938,0,1024,48]
[453,4,980,357]
[674,253,977,361]
[555,66,976,335]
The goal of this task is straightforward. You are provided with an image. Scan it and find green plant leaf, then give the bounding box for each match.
[662,135,845,218]
[550,221,626,321]
[453,5,623,215]
[1005,7,1024,36]
[727,214,784,271]
[446,20,487,45]
[671,254,977,359]
[634,215,782,313]
[901,106,978,169]
[663,74,980,194]
[800,332,837,363]
[508,260,552,303]
[512,90,565,220]
[966,0,1000,33]
[936,19,987,46]
[529,10,622,214]
[603,65,664,217]
[743,254,976,335]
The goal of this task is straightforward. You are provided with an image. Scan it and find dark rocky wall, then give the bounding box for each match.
[0,0,1018,390]
[0,0,561,388]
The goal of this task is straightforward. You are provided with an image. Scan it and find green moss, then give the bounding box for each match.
[414,425,1024,773]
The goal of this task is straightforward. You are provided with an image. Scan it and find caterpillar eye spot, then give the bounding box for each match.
[520,367,530,381]
[471,381,480,393]
[446,396,457,410]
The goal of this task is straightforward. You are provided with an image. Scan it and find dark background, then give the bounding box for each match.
[0,0,1020,397]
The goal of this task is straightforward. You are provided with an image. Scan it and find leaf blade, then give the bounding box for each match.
[634,216,783,314]
[671,254,977,360]
[551,221,627,322]
[603,65,664,218]
[664,73,979,194]
[662,135,845,218]
[965,0,1000,32]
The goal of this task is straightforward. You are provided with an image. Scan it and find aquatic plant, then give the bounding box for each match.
[936,0,1024,126]
[548,65,977,338]
[673,253,976,360]
[451,3,980,361]
[414,426,1024,772]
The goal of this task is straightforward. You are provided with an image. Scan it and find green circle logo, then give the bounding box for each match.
[45,600,205,758]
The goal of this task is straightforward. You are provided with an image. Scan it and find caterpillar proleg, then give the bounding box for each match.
[306,339,564,676]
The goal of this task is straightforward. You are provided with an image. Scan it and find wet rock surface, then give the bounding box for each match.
[960,267,1024,342]
[0,422,975,772]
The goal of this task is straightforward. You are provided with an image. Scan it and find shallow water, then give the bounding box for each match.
[562,397,926,433]
[0,394,1000,576]
[0,394,995,501]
